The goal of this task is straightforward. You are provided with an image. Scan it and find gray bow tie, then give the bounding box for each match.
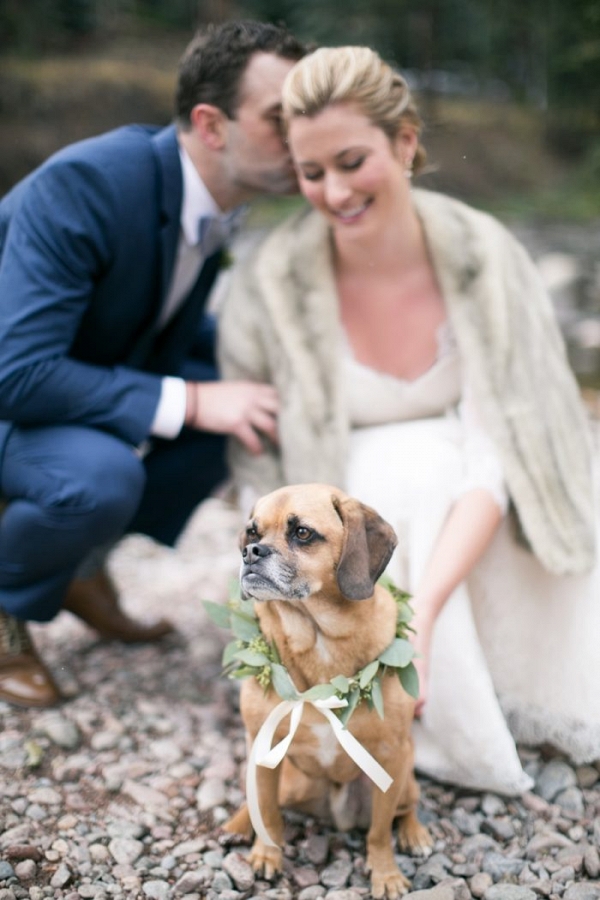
[197,207,246,257]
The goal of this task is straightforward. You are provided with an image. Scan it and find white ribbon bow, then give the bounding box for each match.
[246,695,393,848]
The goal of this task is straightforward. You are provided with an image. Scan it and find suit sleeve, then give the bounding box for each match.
[0,159,162,447]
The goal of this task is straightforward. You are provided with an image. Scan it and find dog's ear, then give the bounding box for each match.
[333,497,398,600]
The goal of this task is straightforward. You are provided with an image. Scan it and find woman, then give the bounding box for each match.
[218,46,600,794]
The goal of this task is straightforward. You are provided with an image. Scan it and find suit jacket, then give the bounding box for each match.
[0,124,221,459]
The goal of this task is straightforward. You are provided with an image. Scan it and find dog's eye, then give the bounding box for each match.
[294,526,313,542]
[246,525,259,540]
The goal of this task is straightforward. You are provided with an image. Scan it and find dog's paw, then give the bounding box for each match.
[249,840,283,879]
[397,815,433,856]
[221,805,254,841]
[370,866,411,899]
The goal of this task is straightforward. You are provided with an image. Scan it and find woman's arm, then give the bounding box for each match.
[410,487,504,716]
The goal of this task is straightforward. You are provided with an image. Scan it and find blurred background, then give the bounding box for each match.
[0,0,599,384]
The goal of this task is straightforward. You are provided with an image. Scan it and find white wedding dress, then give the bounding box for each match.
[343,326,600,795]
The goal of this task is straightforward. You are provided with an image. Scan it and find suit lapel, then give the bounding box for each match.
[151,125,183,305]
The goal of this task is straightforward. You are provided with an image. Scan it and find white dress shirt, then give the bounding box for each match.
[150,143,223,439]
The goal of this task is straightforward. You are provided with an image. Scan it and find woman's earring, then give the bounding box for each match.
[405,158,414,180]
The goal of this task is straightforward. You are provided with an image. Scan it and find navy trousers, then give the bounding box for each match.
[0,423,226,622]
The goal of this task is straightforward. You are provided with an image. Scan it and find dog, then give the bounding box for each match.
[223,483,432,899]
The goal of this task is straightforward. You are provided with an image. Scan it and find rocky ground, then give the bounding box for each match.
[1,496,600,900]
[2,225,600,900]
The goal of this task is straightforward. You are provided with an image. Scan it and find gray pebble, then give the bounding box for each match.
[482,851,526,880]
[222,852,254,891]
[554,786,584,816]
[0,862,15,880]
[484,887,537,900]
[142,881,171,900]
[563,885,600,900]
[535,761,577,802]
[34,713,80,750]
[108,837,144,865]
[320,859,352,889]
[298,888,326,900]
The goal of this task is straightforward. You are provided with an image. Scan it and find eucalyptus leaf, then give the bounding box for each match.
[203,600,231,629]
[358,659,380,688]
[398,661,420,699]
[233,648,271,666]
[371,678,385,720]
[339,687,360,727]
[222,640,240,666]
[271,663,300,701]
[301,683,338,702]
[378,637,415,668]
[330,674,350,693]
[230,665,259,679]
[230,611,260,641]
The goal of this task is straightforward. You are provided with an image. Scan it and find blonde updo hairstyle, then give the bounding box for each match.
[282,46,426,176]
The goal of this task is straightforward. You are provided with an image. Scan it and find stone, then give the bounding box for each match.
[175,869,213,892]
[34,714,80,750]
[142,881,171,900]
[585,846,600,879]
[297,888,326,900]
[14,859,37,880]
[320,859,353,889]
[484,887,536,900]
[470,872,494,898]
[292,867,321,888]
[562,885,600,900]
[534,761,576,803]
[108,837,144,865]
[222,852,255,891]
[49,863,72,888]
[482,851,526,880]
[553,787,584,816]
[0,862,14,880]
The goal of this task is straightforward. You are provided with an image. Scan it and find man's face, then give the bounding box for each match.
[223,52,299,198]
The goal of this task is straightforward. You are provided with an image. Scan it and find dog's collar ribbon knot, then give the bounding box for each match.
[246,694,393,848]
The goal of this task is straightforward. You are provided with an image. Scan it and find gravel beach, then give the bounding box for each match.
[1,495,599,900]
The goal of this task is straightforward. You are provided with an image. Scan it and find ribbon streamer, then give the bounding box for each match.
[246,695,393,848]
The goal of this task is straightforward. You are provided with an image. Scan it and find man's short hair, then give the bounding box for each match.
[175,20,307,128]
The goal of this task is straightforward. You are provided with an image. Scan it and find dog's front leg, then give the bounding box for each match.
[247,763,285,879]
[367,780,412,899]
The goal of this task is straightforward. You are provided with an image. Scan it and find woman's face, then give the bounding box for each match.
[287,102,416,239]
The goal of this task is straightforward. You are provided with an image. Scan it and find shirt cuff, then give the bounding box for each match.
[150,376,187,439]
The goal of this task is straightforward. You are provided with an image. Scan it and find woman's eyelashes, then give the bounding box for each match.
[299,155,367,181]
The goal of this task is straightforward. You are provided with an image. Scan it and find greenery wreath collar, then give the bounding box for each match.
[204,576,418,726]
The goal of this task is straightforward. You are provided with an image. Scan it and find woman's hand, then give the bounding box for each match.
[409,607,433,718]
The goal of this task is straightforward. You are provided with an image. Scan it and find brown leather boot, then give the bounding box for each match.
[0,609,62,708]
[63,568,174,643]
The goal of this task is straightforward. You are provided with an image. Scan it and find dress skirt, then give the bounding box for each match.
[345,415,600,795]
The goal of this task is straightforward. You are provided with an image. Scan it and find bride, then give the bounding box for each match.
[218,45,600,794]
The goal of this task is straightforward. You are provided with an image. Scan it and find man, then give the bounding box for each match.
[0,20,306,708]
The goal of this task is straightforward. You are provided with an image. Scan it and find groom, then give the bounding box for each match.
[0,20,305,708]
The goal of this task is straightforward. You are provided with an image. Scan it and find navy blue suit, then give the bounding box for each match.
[0,125,227,621]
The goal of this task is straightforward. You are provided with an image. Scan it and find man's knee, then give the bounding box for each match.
[2,426,147,541]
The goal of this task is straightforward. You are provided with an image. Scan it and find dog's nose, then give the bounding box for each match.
[242,542,271,563]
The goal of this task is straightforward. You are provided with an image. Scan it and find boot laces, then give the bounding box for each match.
[0,609,35,655]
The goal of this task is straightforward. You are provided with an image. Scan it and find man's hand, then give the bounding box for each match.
[185,380,279,455]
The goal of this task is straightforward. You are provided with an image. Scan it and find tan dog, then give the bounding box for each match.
[223,483,432,899]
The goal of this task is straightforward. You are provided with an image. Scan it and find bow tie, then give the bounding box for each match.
[197,207,246,257]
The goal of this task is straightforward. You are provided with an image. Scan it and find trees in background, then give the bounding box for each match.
[1,0,598,138]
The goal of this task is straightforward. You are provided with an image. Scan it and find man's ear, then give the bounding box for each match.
[190,103,229,150]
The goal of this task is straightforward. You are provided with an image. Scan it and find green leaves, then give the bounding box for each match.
[203,574,420,725]
[378,638,415,668]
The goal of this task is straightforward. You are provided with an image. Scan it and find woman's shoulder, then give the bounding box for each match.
[412,188,517,244]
